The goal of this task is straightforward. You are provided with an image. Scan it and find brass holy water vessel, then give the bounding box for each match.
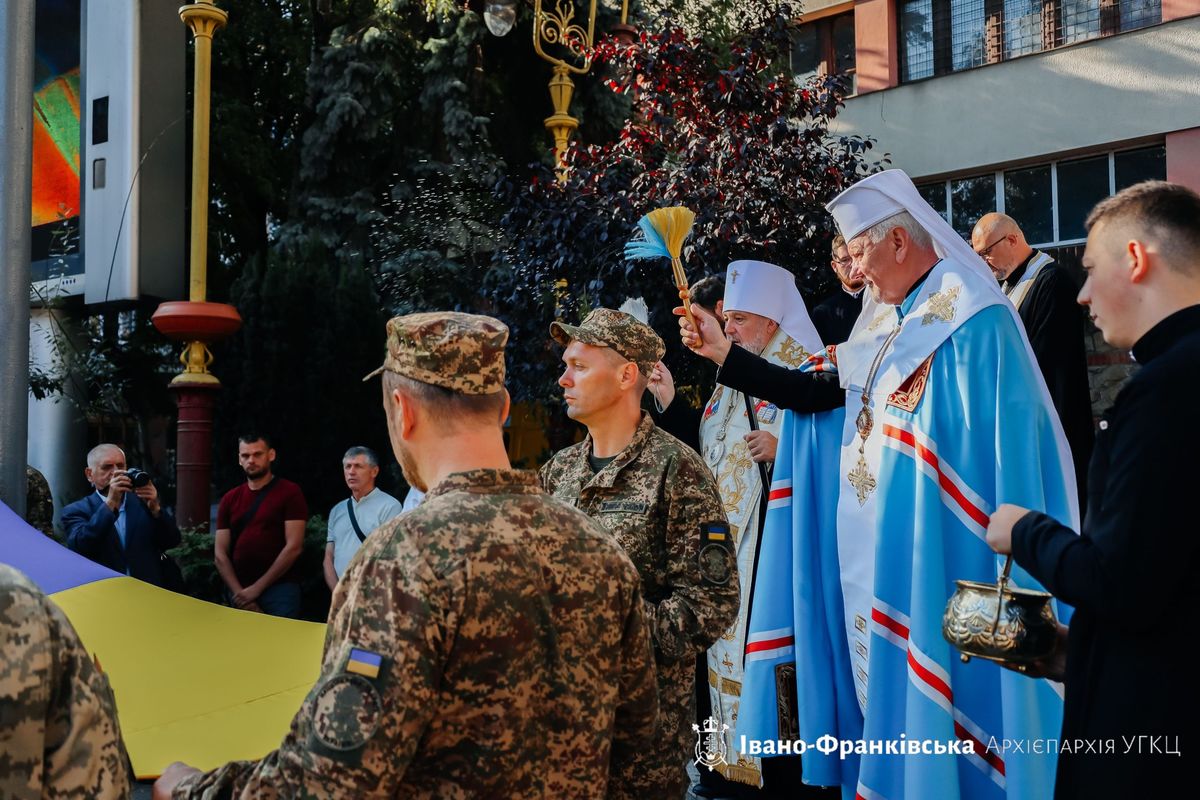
[942,556,1058,671]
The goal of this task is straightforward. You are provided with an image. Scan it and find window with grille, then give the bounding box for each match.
[917,144,1165,246]
[899,0,1161,82]
[791,13,858,94]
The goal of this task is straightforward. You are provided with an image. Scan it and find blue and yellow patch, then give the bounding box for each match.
[346,648,383,679]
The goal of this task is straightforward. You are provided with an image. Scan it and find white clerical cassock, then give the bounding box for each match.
[699,259,821,787]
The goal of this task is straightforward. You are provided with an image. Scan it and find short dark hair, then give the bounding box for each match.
[238,432,272,450]
[382,371,506,429]
[1086,181,1200,275]
[688,275,725,315]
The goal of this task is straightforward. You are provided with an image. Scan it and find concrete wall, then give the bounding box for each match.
[802,0,854,14]
[832,16,1200,178]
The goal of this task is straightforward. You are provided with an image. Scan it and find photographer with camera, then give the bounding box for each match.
[62,443,181,588]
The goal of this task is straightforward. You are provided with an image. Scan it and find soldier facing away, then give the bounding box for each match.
[155,311,659,799]
[0,563,132,799]
[541,308,739,799]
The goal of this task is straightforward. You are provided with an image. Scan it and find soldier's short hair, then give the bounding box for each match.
[383,371,506,429]
[1086,181,1200,276]
[342,446,379,468]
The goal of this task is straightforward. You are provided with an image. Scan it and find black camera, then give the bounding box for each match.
[125,468,152,488]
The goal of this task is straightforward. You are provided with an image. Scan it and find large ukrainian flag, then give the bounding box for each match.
[0,502,324,779]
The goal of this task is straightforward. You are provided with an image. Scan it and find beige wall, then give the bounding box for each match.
[801,0,854,13]
[832,16,1200,179]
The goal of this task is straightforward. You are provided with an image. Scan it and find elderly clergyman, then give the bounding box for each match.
[679,170,1078,798]
[661,259,823,791]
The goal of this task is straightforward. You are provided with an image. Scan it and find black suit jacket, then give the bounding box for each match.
[62,492,182,587]
[1010,259,1095,507]
[811,287,864,346]
[1011,305,1200,799]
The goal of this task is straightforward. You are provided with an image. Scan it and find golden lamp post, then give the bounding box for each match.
[486,0,635,166]
[152,0,242,530]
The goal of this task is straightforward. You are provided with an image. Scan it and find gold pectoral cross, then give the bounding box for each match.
[848,454,877,505]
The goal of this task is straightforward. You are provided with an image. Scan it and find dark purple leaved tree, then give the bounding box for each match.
[492,0,884,407]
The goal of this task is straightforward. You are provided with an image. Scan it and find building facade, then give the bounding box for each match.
[795,0,1200,409]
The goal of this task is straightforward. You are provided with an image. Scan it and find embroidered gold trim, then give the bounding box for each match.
[921,285,960,326]
[868,310,892,331]
[772,336,811,368]
[887,354,935,412]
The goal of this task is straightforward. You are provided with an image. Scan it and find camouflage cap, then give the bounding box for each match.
[549,308,665,377]
[363,312,508,395]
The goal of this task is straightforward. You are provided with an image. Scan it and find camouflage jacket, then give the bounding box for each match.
[174,469,658,799]
[540,412,739,666]
[0,564,131,799]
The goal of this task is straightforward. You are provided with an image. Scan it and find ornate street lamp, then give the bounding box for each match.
[151,0,242,530]
[485,0,635,166]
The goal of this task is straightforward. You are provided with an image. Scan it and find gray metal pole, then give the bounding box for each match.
[0,0,35,516]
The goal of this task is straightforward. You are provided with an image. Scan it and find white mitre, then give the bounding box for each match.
[723,259,822,352]
[826,169,1003,298]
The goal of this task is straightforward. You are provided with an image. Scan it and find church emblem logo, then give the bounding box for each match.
[693,716,730,770]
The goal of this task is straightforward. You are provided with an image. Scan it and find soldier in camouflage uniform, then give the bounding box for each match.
[0,563,132,798]
[541,308,739,799]
[156,311,659,799]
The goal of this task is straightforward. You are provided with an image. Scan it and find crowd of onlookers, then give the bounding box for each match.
[60,434,421,618]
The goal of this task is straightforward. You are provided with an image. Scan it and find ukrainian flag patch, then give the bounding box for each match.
[346,647,383,679]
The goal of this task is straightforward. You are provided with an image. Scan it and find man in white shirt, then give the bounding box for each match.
[323,446,403,589]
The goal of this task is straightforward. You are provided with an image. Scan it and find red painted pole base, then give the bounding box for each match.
[172,381,221,532]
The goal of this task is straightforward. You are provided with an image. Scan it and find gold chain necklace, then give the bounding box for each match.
[847,320,903,505]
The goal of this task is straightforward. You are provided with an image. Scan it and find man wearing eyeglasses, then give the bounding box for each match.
[810,233,866,346]
[972,212,1094,508]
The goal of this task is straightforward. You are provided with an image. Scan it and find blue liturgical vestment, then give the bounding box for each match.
[740,256,1078,800]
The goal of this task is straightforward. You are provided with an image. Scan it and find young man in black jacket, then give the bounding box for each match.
[986,181,1200,799]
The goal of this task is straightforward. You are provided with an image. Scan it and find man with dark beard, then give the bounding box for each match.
[213,434,308,617]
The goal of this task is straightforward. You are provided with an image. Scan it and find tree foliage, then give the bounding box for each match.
[493,0,883,400]
[34,0,883,515]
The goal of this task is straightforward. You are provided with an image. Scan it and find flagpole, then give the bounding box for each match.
[0,0,35,515]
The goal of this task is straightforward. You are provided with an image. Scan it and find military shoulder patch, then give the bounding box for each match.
[310,673,383,755]
[698,521,734,586]
[346,647,383,679]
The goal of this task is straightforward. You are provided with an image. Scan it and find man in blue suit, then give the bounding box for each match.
[62,443,181,587]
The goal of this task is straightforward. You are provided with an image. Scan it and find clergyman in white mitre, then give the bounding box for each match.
[698,259,822,789]
[718,170,1078,800]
